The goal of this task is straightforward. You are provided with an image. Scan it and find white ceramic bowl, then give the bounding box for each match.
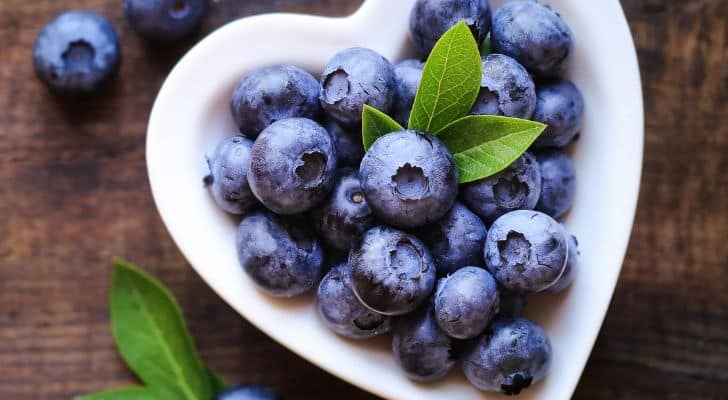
[146,1,643,398]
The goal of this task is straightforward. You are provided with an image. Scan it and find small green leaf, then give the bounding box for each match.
[207,367,228,394]
[408,20,482,134]
[362,104,404,150]
[110,260,213,400]
[438,115,546,183]
[480,35,491,57]
[74,387,157,400]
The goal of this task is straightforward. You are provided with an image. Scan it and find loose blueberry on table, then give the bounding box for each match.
[198,0,585,395]
[124,0,209,42]
[33,11,121,97]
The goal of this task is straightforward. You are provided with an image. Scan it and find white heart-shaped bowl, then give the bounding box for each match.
[147,1,643,398]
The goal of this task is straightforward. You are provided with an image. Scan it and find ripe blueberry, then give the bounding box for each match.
[535,148,576,218]
[392,300,456,381]
[462,152,542,225]
[360,130,459,229]
[417,202,487,276]
[409,0,491,55]
[434,267,500,339]
[204,135,256,214]
[33,11,121,97]
[236,210,324,297]
[491,0,573,77]
[391,59,424,126]
[310,168,376,251]
[123,0,208,42]
[463,316,552,395]
[531,80,585,148]
[484,210,568,293]
[316,262,391,339]
[231,65,321,138]
[471,54,536,119]
[248,118,337,215]
[350,226,436,315]
[320,48,396,126]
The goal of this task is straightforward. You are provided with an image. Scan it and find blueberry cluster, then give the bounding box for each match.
[33,1,209,97]
[201,0,585,396]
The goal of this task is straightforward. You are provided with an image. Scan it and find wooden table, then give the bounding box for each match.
[1,1,726,399]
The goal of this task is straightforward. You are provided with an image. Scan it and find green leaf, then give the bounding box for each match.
[480,35,491,57]
[110,260,213,400]
[362,104,404,150]
[438,115,546,183]
[74,387,157,400]
[207,367,228,394]
[408,20,482,134]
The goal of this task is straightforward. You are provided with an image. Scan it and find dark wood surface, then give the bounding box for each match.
[1,0,726,399]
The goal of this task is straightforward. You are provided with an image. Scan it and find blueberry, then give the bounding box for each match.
[462,152,542,225]
[531,80,585,148]
[323,118,364,168]
[434,267,499,339]
[236,210,324,297]
[310,168,376,251]
[360,130,459,229]
[409,0,492,55]
[123,0,207,42]
[463,316,552,395]
[316,263,391,339]
[320,48,396,126]
[392,301,456,381]
[471,54,536,119]
[350,226,436,315]
[33,11,121,97]
[484,210,567,293]
[248,118,337,215]
[203,136,256,214]
[535,149,576,218]
[215,384,278,400]
[391,59,424,126]
[231,65,321,138]
[417,202,487,276]
[545,233,579,293]
[491,0,573,77]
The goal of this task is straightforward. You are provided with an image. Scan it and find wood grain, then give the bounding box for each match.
[0,0,726,399]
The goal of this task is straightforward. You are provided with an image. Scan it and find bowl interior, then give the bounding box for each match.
[146,1,643,399]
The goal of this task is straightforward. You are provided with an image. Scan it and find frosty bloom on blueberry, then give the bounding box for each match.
[491,0,573,77]
[350,226,436,316]
[236,210,324,297]
[204,135,257,214]
[434,266,500,339]
[392,300,457,382]
[310,168,376,251]
[248,118,337,215]
[462,152,542,225]
[316,263,391,340]
[360,130,459,229]
[323,117,365,168]
[485,210,568,293]
[33,11,121,97]
[231,65,321,138]
[463,316,552,395]
[320,47,396,126]
[546,232,580,293]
